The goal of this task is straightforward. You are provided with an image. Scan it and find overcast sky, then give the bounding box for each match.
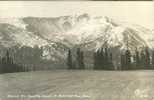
[0,1,153,29]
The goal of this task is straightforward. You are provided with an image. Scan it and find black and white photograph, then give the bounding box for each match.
[0,1,154,100]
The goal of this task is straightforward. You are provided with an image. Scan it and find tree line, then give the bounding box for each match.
[0,46,43,74]
[120,48,154,70]
[93,48,114,70]
[1,45,154,74]
[67,47,114,70]
[67,48,85,69]
[0,50,26,73]
[67,47,154,70]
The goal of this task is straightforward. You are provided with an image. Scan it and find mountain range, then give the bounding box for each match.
[0,13,153,68]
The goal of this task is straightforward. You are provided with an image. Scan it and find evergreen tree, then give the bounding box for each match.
[125,49,131,70]
[140,50,146,69]
[76,48,85,69]
[108,53,114,70]
[132,55,136,69]
[80,51,85,69]
[0,56,2,73]
[152,50,154,66]
[145,48,150,68]
[104,47,109,69]
[120,54,125,70]
[135,49,140,69]
[67,49,73,69]
[76,48,81,68]
[93,51,98,69]
[100,48,104,69]
[93,50,101,70]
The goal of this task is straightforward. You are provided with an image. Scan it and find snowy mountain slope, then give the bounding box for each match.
[0,14,153,65]
[0,23,48,47]
[22,14,154,50]
[0,23,68,62]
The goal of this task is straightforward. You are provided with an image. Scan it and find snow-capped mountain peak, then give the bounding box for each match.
[0,14,153,62]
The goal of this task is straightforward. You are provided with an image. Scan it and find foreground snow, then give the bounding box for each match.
[0,70,154,100]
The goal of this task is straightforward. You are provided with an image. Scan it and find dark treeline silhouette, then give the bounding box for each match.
[121,47,154,70]
[93,47,114,70]
[67,47,114,70]
[0,45,43,74]
[76,48,85,69]
[67,48,85,69]
[67,49,73,69]
[2,45,154,73]
[0,50,26,74]
[67,47,154,70]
